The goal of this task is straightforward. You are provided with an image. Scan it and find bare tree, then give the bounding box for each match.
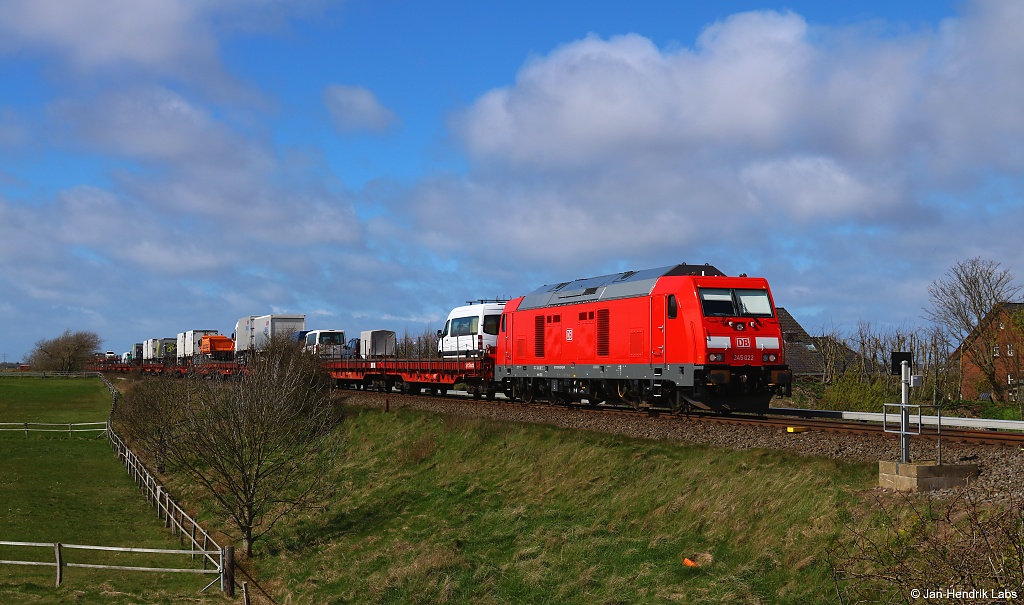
[395,325,438,358]
[115,378,184,473]
[166,337,340,557]
[923,257,1022,403]
[24,329,102,372]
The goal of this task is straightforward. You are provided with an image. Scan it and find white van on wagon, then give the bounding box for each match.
[437,300,507,358]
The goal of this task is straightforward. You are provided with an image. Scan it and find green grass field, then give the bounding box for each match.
[244,403,877,604]
[0,377,225,604]
[0,376,111,423]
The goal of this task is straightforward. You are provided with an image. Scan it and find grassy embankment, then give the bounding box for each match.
[0,377,225,605]
[220,400,877,604]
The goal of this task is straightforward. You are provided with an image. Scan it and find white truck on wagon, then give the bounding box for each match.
[436,300,507,358]
[234,314,306,361]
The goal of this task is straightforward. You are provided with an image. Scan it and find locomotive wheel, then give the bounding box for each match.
[520,381,535,404]
[538,381,553,405]
[586,382,607,405]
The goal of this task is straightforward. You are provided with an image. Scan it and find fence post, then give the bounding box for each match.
[54,543,63,587]
[221,545,235,597]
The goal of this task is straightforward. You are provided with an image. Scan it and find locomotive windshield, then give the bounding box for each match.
[699,288,774,318]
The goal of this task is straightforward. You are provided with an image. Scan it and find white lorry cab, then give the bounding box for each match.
[303,329,354,359]
[436,300,507,358]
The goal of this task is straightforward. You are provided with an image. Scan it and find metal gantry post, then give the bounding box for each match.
[901,360,911,464]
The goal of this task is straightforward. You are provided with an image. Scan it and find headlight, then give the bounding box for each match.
[762,353,777,362]
[709,353,724,362]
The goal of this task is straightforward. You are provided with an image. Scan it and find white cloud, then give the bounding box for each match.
[47,86,365,249]
[456,12,813,167]
[451,2,1024,237]
[324,85,397,134]
[0,0,215,73]
[51,88,221,161]
[739,156,899,221]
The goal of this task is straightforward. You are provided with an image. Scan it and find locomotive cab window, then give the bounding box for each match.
[699,289,736,316]
[699,288,774,318]
[667,294,678,319]
[735,290,773,317]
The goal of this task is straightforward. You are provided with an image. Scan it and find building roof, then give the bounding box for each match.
[776,307,824,378]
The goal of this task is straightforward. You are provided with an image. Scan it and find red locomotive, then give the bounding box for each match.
[494,264,791,412]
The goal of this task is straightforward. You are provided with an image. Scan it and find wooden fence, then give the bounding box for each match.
[0,373,238,596]
[0,421,107,437]
[0,371,102,379]
[0,540,226,592]
[106,429,223,566]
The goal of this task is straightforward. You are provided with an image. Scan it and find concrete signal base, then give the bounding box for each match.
[878,461,980,492]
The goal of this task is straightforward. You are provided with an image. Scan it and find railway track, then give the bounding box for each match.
[689,413,1024,447]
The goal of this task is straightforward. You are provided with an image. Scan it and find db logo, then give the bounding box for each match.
[736,337,751,348]
[565,329,574,342]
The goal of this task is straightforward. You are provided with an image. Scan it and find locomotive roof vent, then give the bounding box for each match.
[665,263,725,277]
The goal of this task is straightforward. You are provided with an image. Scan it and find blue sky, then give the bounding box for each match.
[3,0,1023,360]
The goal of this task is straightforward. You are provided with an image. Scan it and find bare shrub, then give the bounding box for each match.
[114,378,185,473]
[118,336,342,557]
[829,488,1024,604]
